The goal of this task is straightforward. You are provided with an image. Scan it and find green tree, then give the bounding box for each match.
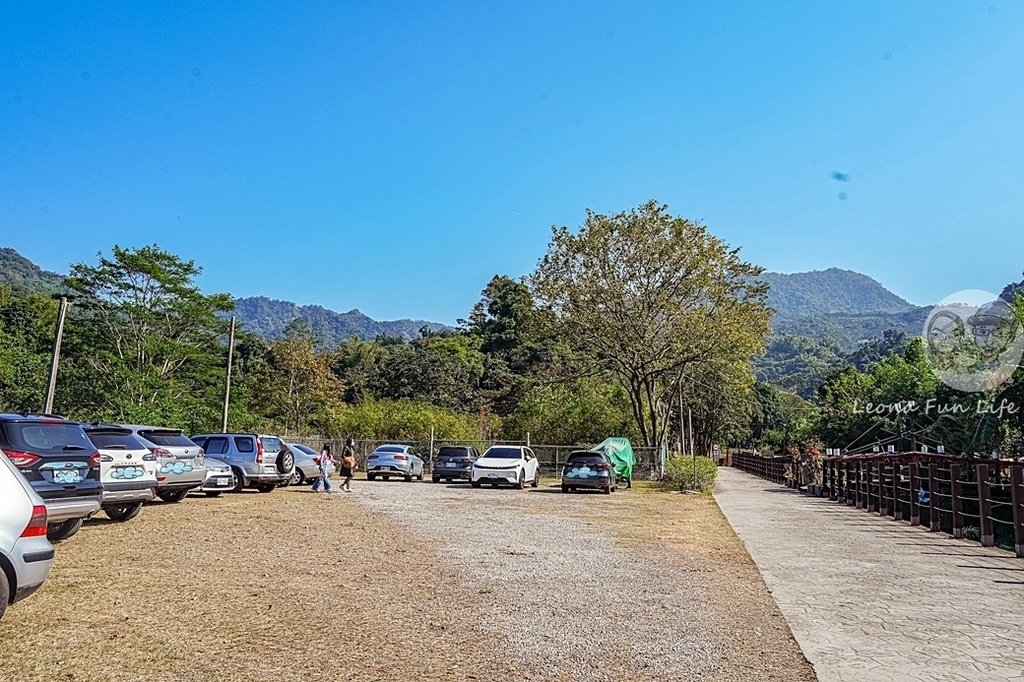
[0,287,57,412]
[531,200,772,448]
[262,320,343,434]
[63,245,233,430]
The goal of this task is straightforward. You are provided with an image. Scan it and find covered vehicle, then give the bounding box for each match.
[589,437,635,488]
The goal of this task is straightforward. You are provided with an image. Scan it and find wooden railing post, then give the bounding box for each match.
[892,459,902,520]
[1010,464,1024,558]
[909,460,920,526]
[951,462,964,539]
[829,460,838,501]
[978,463,994,547]
[855,461,863,509]
[878,459,889,517]
[928,462,940,531]
[866,460,876,512]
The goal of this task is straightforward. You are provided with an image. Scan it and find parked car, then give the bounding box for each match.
[366,444,424,482]
[430,445,480,483]
[84,425,158,522]
[289,443,334,485]
[471,445,541,489]
[196,457,235,497]
[0,449,54,620]
[560,450,617,494]
[190,433,294,493]
[0,413,102,542]
[121,425,205,502]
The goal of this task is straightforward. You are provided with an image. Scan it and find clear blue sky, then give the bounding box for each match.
[2,2,1022,323]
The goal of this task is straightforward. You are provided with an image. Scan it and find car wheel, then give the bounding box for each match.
[292,469,305,485]
[256,483,276,493]
[431,476,440,483]
[205,491,222,498]
[104,502,143,522]
[603,484,612,495]
[531,469,540,488]
[368,473,377,481]
[231,469,245,493]
[516,471,526,490]
[277,450,295,476]
[471,481,481,488]
[158,489,188,503]
[560,484,569,493]
[47,518,83,543]
[0,567,8,620]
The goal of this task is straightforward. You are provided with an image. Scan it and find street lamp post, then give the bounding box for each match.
[43,294,74,414]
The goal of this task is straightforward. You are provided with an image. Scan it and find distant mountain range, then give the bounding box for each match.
[232,296,447,343]
[0,247,447,342]
[763,268,917,321]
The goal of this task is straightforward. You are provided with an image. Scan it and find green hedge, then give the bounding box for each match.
[664,456,718,493]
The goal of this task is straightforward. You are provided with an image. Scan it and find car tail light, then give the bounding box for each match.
[368,454,378,459]
[196,447,205,467]
[395,455,408,461]
[256,439,264,465]
[150,447,172,459]
[596,462,609,471]
[5,450,40,468]
[433,457,442,465]
[461,459,471,465]
[88,451,102,468]
[21,505,48,538]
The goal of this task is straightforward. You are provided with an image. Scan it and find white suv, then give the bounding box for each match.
[1,449,54,620]
[85,425,159,522]
[471,446,541,489]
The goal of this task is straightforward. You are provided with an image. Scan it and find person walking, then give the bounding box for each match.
[311,443,334,493]
[339,437,356,493]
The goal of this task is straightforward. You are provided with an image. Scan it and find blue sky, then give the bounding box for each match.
[2,2,1022,323]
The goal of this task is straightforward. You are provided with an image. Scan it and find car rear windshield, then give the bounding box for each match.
[293,444,318,456]
[87,430,148,451]
[260,437,283,452]
[139,430,196,448]
[3,421,95,454]
[438,447,471,458]
[566,452,604,465]
[375,446,405,453]
[481,447,521,459]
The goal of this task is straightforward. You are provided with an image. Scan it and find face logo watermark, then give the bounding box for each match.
[923,289,1024,393]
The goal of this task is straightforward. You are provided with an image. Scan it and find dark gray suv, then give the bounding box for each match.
[190,433,294,493]
[430,445,480,483]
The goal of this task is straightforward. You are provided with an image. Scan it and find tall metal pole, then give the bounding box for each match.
[43,296,70,414]
[221,316,236,433]
[689,406,695,484]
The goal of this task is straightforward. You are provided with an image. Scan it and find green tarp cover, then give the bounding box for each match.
[590,437,635,480]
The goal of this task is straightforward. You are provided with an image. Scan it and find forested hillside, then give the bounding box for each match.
[233,296,448,343]
[763,268,915,319]
[0,248,64,295]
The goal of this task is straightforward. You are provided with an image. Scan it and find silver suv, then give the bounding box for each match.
[121,425,206,503]
[190,434,294,493]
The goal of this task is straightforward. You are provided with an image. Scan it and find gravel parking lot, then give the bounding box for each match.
[0,480,814,681]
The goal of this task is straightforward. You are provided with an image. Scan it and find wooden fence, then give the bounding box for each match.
[733,451,1024,558]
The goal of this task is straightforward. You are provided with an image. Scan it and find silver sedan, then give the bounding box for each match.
[366,445,424,482]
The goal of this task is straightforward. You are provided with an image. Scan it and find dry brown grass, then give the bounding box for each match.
[0,490,534,682]
[0,482,814,681]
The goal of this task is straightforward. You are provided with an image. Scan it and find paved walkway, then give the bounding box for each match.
[715,467,1024,682]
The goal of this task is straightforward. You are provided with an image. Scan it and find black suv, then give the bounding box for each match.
[0,414,103,542]
[430,445,480,483]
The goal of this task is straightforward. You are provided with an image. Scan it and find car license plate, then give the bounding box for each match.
[217,478,231,486]
[446,462,457,468]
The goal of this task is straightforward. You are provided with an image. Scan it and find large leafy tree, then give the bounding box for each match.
[262,320,343,434]
[63,245,233,429]
[531,201,772,448]
[0,287,57,412]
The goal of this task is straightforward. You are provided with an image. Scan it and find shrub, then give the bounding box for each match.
[663,456,718,493]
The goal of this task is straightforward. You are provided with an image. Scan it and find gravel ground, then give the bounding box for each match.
[356,479,815,681]
[0,480,814,681]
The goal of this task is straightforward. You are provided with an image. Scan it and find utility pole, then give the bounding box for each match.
[221,316,236,433]
[679,391,686,456]
[43,295,72,414]
[688,406,695,484]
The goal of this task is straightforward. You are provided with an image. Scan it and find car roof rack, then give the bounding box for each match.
[17,412,68,420]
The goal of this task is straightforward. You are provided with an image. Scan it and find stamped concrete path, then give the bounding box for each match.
[715,467,1024,682]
